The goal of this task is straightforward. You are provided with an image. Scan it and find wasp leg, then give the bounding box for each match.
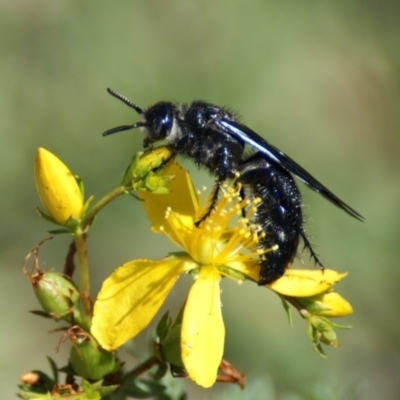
[299,230,324,271]
[195,147,232,227]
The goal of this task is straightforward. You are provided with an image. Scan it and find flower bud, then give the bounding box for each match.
[298,291,353,317]
[28,269,82,324]
[68,328,120,380]
[122,146,174,193]
[308,316,340,348]
[35,148,84,225]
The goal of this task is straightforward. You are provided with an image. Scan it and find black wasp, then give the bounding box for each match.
[103,88,363,285]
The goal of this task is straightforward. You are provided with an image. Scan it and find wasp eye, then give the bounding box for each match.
[146,103,174,141]
[155,113,172,137]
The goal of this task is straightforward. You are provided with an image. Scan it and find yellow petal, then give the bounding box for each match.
[34,148,83,224]
[91,257,188,350]
[140,161,199,237]
[227,260,260,282]
[181,265,224,388]
[267,269,348,297]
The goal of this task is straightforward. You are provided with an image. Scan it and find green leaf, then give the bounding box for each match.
[156,311,171,340]
[279,295,293,327]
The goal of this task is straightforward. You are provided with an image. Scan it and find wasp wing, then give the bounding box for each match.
[215,118,364,221]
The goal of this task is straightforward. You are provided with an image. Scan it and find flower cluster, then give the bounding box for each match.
[90,156,352,387]
[31,147,353,393]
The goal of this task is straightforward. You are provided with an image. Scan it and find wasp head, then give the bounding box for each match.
[142,102,175,148]
[103,89,178,149]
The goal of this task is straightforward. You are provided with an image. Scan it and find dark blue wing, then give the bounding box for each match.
[215,118,364,221]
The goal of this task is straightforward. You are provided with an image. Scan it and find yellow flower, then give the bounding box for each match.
[91,158,351,387]
[92,162,259,387]
[34,148,83,225]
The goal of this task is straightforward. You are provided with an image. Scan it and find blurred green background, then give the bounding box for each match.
[2,0,400,399]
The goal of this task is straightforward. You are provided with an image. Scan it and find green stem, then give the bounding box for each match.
[284,295,311,319]
[71,185,130,328]
[74,228,92,328]
[82,185,127,230]
[76,185,128,327]
[121,355,159,383]
[73,185,129,327]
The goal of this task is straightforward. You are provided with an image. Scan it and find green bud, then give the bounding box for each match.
[27,269,82,324]
[134,174,172,194]
[69,328,120,381]
[319,328,338,346]
[122,146,174,193]
[308,316,339,348]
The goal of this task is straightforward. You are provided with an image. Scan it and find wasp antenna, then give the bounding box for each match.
[103,122,146,137]
[106,88,144,115]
